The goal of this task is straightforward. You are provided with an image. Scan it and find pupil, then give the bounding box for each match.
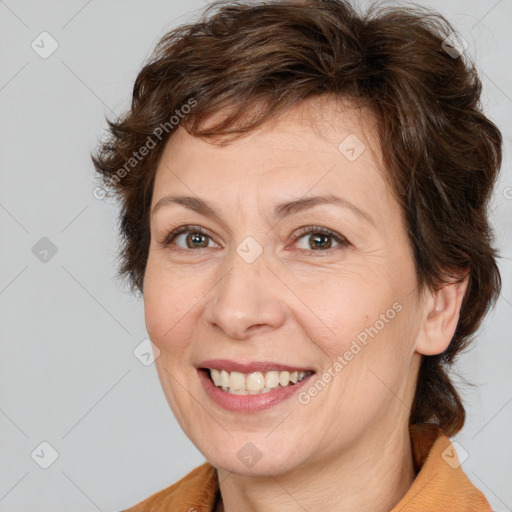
[312,234,330,250]
[188,233,207,248]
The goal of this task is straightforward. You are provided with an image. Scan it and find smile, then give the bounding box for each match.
[207,368,313,395]
[197,359,316,413]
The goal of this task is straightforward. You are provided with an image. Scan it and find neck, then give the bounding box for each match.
[216,424,416,512]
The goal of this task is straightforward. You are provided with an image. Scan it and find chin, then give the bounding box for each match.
[209,450,303,477]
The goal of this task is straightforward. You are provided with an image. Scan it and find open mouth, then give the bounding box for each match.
[199,368,315,396]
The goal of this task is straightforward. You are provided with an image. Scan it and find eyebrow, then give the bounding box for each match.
[151,194,375,226]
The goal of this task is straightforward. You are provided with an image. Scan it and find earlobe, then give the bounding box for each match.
[415,273,469,356]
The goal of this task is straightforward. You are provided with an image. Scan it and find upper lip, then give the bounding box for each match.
[197,359,315,373]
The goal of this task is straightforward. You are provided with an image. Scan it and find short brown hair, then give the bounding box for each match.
[92,0,502,436]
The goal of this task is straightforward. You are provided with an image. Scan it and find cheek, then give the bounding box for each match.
[143,257,205,352]
[289,271,399,352]
[300,276,415,397]
[306,308,416,437]
[328,299,417,408]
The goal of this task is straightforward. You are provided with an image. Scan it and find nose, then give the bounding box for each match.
[203,248,287,340]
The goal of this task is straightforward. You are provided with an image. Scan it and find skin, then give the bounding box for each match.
[143,95,468,512]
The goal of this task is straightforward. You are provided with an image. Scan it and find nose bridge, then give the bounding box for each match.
[205,238,286,339]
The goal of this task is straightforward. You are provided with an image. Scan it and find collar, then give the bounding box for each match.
[391,423,491,511]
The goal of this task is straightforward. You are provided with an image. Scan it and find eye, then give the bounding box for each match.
[291,226,349,253]
[160,225,218,250]
[159,224,349,253]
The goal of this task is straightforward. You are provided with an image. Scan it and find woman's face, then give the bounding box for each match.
[144,97,426,476]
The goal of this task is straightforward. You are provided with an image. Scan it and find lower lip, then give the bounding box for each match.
[198,369,314,413]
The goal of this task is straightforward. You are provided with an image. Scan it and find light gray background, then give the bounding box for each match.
[0,1,510,511]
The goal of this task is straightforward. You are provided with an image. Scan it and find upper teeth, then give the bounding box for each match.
[208,369,310,394]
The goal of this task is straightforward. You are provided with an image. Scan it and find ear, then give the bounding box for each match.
[415,273,469,356]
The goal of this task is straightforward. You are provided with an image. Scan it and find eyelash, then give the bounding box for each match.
[160,224,349,255]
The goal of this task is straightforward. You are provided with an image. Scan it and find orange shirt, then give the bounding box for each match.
[122,424,491,512]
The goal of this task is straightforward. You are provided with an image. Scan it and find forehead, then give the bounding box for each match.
[151,95,398,227]
[156,96,381,176]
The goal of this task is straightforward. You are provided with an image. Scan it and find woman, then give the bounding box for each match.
[93,0,502,510]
